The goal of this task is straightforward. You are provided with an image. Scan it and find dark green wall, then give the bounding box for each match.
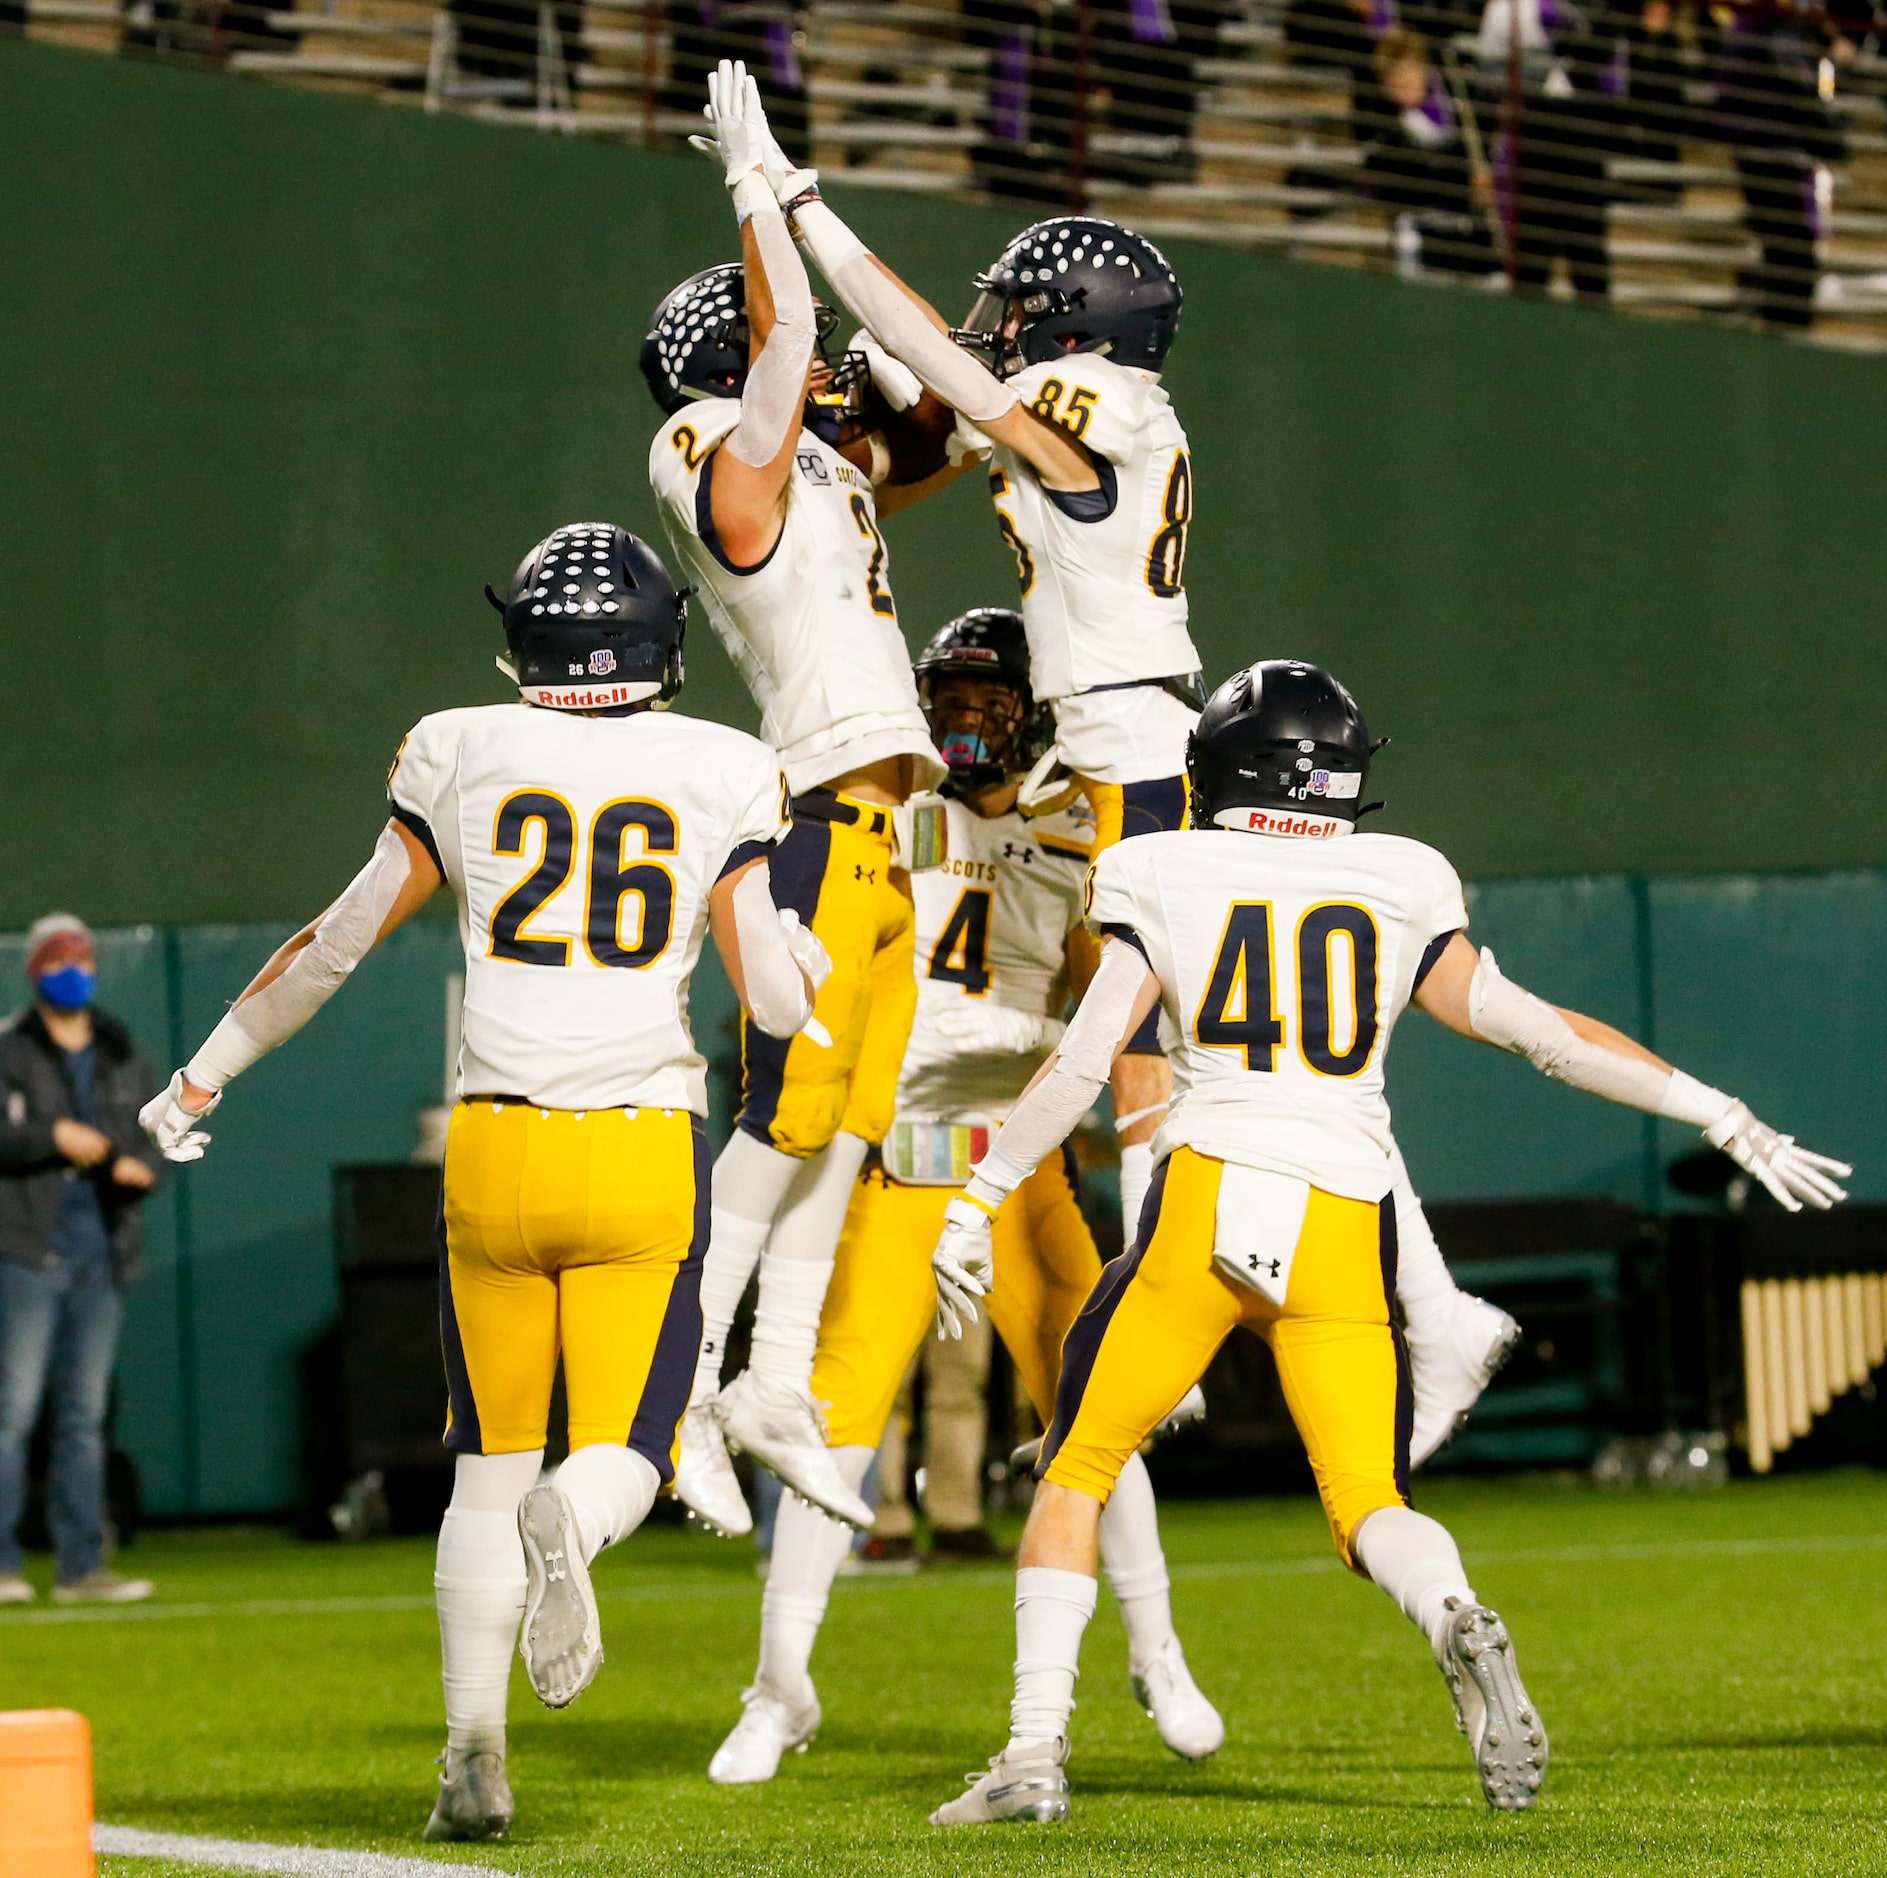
[6,39,1887,929]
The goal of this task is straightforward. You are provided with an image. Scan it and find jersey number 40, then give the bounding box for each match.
[488,790,676,970]
[1195,901,1379,1078]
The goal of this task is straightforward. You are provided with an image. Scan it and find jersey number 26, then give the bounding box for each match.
[488,791,676,970]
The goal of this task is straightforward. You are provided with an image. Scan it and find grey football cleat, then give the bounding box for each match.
[1439,1599,1547,1810]
[422,1745,514,1842]
[715,1368,872,1529]
[517,1483,603,1709]
[675,1398,754,1538]
[707,1680,822,1784]
[1131,1635,1225,1760]
[930,1738,1071,1826]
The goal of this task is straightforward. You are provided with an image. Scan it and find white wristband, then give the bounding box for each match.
[1658,1069,1737,1131]
[185,1007,268,1092]
[729,170,774,224]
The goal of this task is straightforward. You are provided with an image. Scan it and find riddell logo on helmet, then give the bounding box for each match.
[1217,806,1349,838]
[528,682,644,708]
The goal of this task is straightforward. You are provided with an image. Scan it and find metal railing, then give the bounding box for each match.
[19,0,1887,346]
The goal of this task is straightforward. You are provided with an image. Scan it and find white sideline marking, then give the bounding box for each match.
[95,1823,516,1876]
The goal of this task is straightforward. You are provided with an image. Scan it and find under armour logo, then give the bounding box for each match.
[855,864,876,884]
[545,1547,568,1584]
[1003,842,1035,864]
[1247,1256,1282,1277]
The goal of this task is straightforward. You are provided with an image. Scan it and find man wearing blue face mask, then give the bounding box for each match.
[0,913,162,1604]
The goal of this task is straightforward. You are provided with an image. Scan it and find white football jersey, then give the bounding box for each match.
[896,795,1095,1115]
[1086,829,1470,1201]
[986,354,1202,704]
[649,400,944,798]
[388,702,789,1114]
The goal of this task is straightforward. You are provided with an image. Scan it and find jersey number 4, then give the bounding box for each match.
[489,791,676,969]
[1195,901,1379,1077]
[928,888,992,995]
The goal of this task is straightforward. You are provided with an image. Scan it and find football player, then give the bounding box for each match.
[924,660,1850,1823]
[715,94,1519,1465]
[646,63,960,1535]
[705,609,1222,1784]
[138,526,829,1844]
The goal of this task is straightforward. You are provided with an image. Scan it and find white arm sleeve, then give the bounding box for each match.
[725,178,817,469]
[185,823,414,1090]
[791,199,1020,427]
[967,941,1156,1208]
[730,862,815,1039]
[1468,946,1735,1127]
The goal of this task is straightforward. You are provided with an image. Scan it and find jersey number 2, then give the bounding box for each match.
[490,791,676,969]
[1195,901,1379,1077]
[848,494,897,618]
[928,888,992,995]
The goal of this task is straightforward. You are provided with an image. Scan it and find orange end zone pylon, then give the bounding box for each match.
[0,1709,95,1877]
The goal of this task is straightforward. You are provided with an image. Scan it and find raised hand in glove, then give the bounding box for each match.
[689,59,768,189]
[1706,1103,1851,1212]
[139,1070,220,1164]
[852,332,923,414]
[932,1193,997,1340]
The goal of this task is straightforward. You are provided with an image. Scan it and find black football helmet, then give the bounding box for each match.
[957,218,1184,379]
[488,524,688,712]
[1186,660,1384,831]
[640,263,848,421]
[914,607,1053,793]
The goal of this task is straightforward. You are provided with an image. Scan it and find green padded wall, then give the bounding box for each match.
[6,38,1887,931]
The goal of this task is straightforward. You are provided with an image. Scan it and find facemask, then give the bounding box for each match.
[36,965,96,1012]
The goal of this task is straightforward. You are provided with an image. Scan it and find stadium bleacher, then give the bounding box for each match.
[16,0,1887,346]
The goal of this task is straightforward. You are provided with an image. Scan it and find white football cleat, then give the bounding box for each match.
[675,1399,753,1537]
[715,1369,873,1529]
[422,1744,513,1842]
[517,1483,603,1709]
[930,1737,1071,1826]
[1438,1599,1547,1811]
[707,1682,821,1784]
[1130,1635,1224,1760]
[1408,1292,1521,1469]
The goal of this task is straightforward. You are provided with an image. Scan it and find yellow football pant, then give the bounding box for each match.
[813,1147,1101,1451]
[738,792,916,1157]
[1079,774,1190,852]
[1042,1146,1410,1566]
[440,1101,707,1479]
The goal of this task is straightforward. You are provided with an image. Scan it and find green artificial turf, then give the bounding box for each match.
[3,1471,1884,1876]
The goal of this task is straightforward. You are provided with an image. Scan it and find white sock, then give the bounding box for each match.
[1119,1141,1155,1252]
[1353,1504,1475,1659]
[1098,1452,1175,1671]
[554,1445,661,1563]
[434,1450,542,1754]
[1008,1565,1098,1749]
[694,1210,770,1402]
[756,1444,874,1703]
[748,1135,869,1392]
[1389,1147,1457,1331]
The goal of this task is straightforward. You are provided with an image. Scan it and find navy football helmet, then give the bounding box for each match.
[956,218,1184,379]
[640,264,848,421]
[914,607,1053,793]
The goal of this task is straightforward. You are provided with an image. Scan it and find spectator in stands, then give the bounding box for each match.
[1088,0,1231,187]
[1610,0,1692,185]
[965,0,1058,201]
[665,1,809,157]
[446,0,581,107]
[0,916,160,1606]
[1478,0,1617,302]
[1360,27,1500,274]
[1714,1,1847,330]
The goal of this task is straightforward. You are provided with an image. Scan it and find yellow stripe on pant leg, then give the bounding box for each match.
[987,1152,1105,1424]
[441,1101,563,1456]
[813,1164,944,1450]
[1041,1148,1241,1504]
[558,1108,700,1453]
[1258,1187,1407,1568]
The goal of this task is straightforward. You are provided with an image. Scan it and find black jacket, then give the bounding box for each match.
[0,1005,163,1285]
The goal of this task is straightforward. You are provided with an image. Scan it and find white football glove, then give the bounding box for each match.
[852,331,923,414]
[139,1070,221,1164]
[932,1194,996,1340]
[946,412,993,466]
[749,86,820,204]
[688,59,768,189]
[777,909,834,1047]
[1705,1103,1851,1213]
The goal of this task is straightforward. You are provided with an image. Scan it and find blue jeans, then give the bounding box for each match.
[0,1258,123,1580]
